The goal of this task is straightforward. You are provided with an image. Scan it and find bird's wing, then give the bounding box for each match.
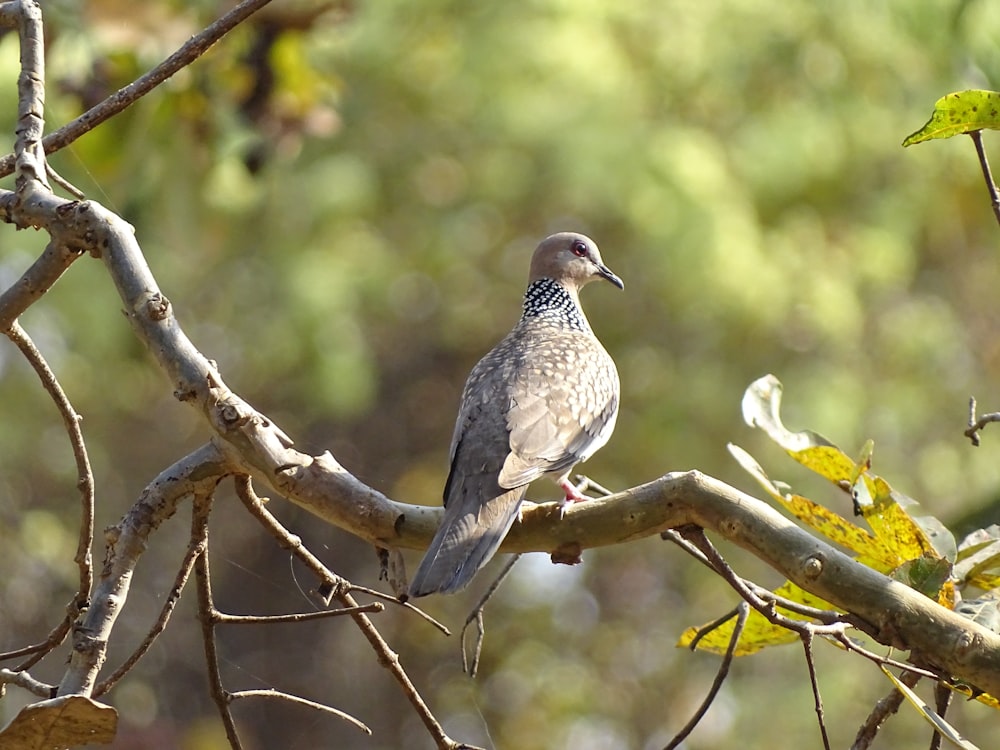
[408,352,526,597]
[407,446,526,596]
[408,329,619,597]
[498,330,620,489]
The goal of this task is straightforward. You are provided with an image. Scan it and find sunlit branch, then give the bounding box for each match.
[0,0,279,180]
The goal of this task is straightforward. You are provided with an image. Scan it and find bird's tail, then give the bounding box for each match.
[406,486,526,598]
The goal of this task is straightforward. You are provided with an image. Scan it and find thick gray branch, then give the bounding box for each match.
[56,442,231,696]
[4,185,999,701]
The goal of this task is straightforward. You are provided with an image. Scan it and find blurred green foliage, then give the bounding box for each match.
[3,0,1000,748]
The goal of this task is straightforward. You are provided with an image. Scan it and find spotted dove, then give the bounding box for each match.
[407,232,623,597]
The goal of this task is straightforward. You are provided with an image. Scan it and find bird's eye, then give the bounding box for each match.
[571,240,588,257]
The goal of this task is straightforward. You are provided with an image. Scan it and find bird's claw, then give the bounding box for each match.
[557,479,593,518]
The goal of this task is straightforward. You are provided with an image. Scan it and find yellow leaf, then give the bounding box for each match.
[677,610,798,656]
[779,492,895,568]
[678,582,836,656]
[739,375,957,604]
[857,476,936,562]
[788,445,857,484]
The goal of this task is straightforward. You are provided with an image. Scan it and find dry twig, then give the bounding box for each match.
[801,631,832,750]
[233,476,470,749]
[852,670,921,750]
[664,602,749,750]
[460,553,522,677]
[929,681,952,750]
[969,130,1000,229]
[965,395,1000,447]
[94,525,208,697]
[2,321,95,671]
[0,0,279,180]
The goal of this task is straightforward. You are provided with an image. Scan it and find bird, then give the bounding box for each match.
[406,232,623,598]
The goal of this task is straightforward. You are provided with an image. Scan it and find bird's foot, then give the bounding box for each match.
[557,479,592,518]
[560,478,592,503]
[556,475,616,519]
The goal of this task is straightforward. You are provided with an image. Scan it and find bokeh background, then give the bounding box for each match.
[2,1,1000,748]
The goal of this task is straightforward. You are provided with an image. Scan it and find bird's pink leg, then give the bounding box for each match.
[560,478,590,503]
[556,477,593,518]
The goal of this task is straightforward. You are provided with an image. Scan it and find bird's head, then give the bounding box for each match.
[528,232,624,293]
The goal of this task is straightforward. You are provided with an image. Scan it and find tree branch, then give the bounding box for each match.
[194,498,243,750]
[5,321,94,613]
[56,442,231,696]
[665,601,749,750]
[93,513,208,698]
[0,0,278,180]
[1,0,997,725]
[6,179,998,698]
[969,130,1000,229]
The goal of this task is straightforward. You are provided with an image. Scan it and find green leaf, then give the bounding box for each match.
[893,555,953,599]
[902,90,1000,146]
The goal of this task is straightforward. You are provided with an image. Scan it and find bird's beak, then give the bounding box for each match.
[597,263,624,290]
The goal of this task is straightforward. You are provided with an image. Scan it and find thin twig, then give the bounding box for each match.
[195,488,379,749]
[929,681,952,750]
[0,631,66,664]
[571,473,614,497]
[461,553,522,677]
[94,525,207,697]
[851,670,921,750]
[212,604,384,625]
[193,496,243,750]
[831,633,941,681]
[964,395,1000,446]
[671,526,852,638]
[968,130,1000,229]
[5,321,95,631]
[233,476,473,749]
[0,667,54,698]
[748,582,848,626]
[229,689,371,734]
[686,607,740,651]
[353,584,451,635]
[45,161,85,199]
[336,585,479,750]
[233,477,450,632]
[662,528,712,566]
[0,0,278,180]
[667,528,855,628]
[802,631,832,750]
[667,526,953,745]
[234,476,351,602]
[667,526,854,747]
[664,602,749,750]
